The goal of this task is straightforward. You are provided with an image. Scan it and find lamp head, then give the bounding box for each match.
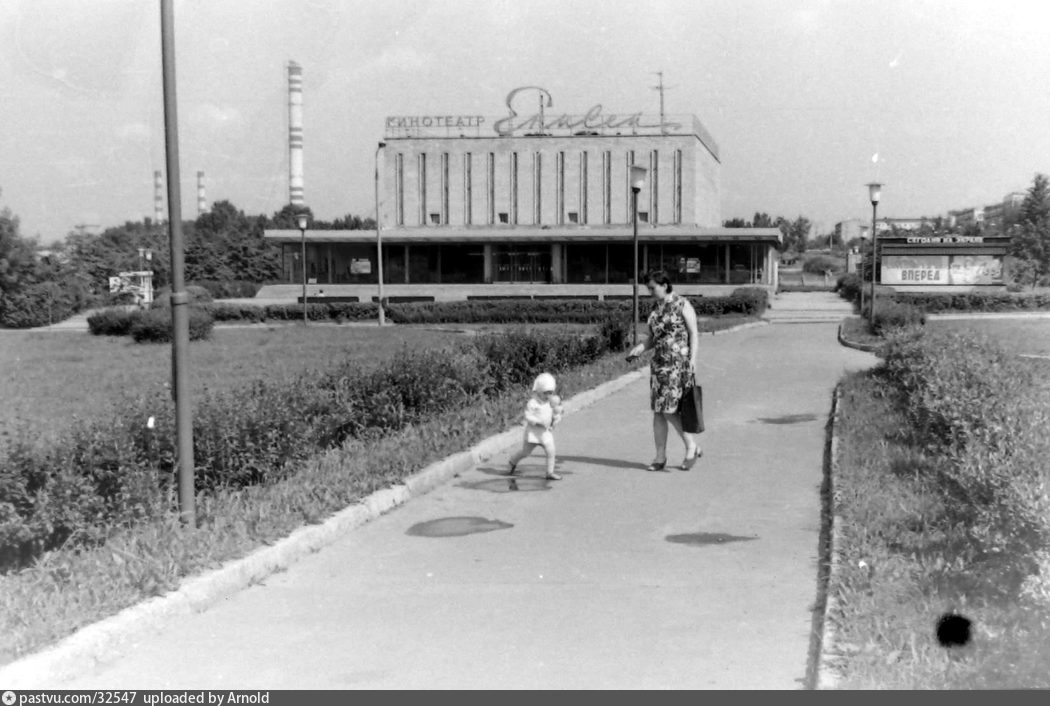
[295,213,309,231]
[867,182,882,205]
[630,165,648,193]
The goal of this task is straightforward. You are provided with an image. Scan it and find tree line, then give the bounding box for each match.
[0,195,373,328]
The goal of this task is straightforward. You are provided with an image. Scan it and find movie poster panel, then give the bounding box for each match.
[948,255,1003,285]
[881,255,949,284]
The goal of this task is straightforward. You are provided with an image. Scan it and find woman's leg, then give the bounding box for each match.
[652,413,669,462]
[540,437,560,479]
[664,412,698,455]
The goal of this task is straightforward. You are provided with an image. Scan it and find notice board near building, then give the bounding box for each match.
[878,234,1010,289]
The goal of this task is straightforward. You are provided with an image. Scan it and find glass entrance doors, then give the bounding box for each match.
[494,245,551,283]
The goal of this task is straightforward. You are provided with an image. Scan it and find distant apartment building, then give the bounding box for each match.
[948,191,1025,232]
[833,218,867,244]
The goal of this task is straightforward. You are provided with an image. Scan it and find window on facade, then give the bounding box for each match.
[498,212,509,224]
[567,212,579,224]
[638,211,649,223]
[430,213,441,225]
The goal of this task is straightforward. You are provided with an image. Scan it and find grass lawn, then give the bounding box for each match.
[828,372,1050,688]
[0,325,465,448]
[928,318,1050,357]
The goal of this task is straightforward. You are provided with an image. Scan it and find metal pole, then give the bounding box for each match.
[375,142,386,326]
[160,0,195,526]
[868,201,878,326]
[300,225,308,324]
[632,187,640,347]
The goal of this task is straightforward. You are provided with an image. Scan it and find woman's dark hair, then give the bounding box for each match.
[644,269,673,293]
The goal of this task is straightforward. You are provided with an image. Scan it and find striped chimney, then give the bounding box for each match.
[153,170,164,224]
[197,171,207,215]
[287,61,304,206]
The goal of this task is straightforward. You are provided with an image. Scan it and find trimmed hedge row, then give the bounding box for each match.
[880,329,1050,593]
[88,289,769,333]
[0,325,625,571]
[88,307,215,342]
[835,272,1050,313]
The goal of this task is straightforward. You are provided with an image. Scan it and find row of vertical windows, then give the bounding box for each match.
[393,149,684,226]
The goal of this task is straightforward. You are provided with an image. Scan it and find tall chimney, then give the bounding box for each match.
[153,170,164,224]
[197,171,207,215]
[287,61,304,207]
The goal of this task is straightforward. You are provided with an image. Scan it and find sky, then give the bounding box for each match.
[1,0,1049,244]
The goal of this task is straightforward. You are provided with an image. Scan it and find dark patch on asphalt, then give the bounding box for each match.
[458,477,553,493]
[756,413,819,425]
[936,612,973,648]
[665,532,758,546]
[406,516,513,538]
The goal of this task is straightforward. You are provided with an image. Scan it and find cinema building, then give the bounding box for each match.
[264,88,782,301]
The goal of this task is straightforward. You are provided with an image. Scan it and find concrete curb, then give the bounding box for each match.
[814,385,846,690]
[837,322,883,354]
[0,363,650,689]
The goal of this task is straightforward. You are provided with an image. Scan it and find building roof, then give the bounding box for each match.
[264,225,782,245]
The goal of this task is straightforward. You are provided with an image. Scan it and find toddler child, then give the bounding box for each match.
[508,372,562,480]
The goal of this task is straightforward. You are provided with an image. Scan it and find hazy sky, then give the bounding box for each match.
[1,0,1048,244]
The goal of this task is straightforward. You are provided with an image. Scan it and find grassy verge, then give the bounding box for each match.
[927,319,1050,357]
[838,316,884,351]
[827,369,1050,688]
[0,348,649,665]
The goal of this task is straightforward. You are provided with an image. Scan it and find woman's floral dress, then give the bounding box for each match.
[647,293,692,413]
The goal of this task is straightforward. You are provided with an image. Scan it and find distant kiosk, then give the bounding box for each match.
[109,270,155,307]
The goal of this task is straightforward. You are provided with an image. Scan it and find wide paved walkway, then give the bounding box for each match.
[55,323,875,689]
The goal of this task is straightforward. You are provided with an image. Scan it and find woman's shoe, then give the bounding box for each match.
[681,447,703,471]
[545,472,562,481]
[646,460,668,472]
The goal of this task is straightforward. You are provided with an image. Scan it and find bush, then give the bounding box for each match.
[867,300,926,336]
[836,272,864,303]
[87,308,142,336]
[0,280,89,329]
[802,254,844,275]
[880,329,1050,587]
[208,302,267,323]
[151,285,214,308]
[130,307,214,343]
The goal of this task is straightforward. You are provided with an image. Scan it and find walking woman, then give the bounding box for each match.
[626,269,702,471]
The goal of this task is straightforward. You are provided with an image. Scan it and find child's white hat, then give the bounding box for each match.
[532,372,556,392]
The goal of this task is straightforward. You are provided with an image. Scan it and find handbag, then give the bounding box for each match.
[678,372,705,434]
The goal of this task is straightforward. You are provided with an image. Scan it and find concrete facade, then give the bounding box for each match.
[263,91,779,299]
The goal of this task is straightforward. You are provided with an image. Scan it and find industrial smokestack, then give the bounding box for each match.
[197,171,207,216]
[287,60,304,207]
[154,170,164,224]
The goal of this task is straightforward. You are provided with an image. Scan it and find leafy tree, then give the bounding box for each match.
[1008,173,1050,288]
[723,217,751,228]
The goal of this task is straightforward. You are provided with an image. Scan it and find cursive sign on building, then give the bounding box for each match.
[384,86,689,139]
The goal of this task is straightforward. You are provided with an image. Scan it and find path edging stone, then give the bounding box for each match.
[814,385,847,690]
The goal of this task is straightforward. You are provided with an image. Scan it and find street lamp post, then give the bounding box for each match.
[629,165,648,347]
[867,183,882,326]
[160,0,195,525]
[296,212,309,325]
[374,141,386,326]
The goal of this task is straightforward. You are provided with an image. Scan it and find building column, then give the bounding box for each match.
[326,244,333,284]
[436,245,442,284]
[483,244,493,283]
[404,244,410,283]
[550,243,563,284]
[724,244,731,285]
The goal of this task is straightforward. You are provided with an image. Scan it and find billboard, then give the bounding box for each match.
[881,255,1003,285]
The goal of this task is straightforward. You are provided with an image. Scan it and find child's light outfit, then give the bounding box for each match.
[523,397,554,444]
